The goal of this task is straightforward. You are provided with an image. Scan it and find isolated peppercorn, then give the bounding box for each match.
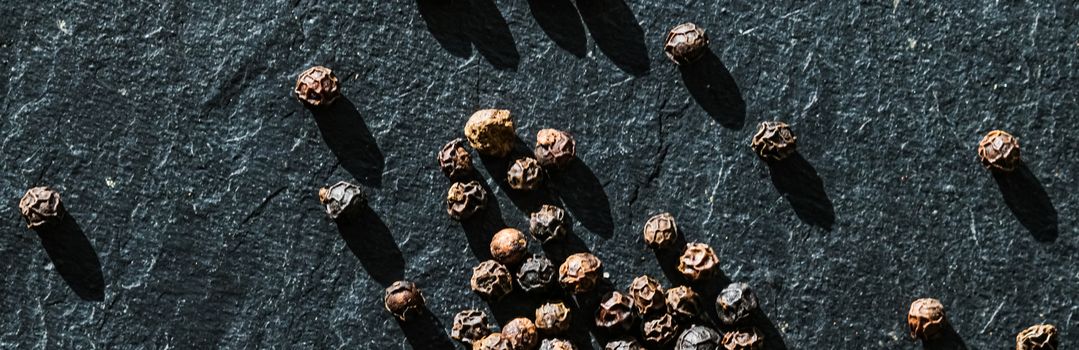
[978,130,1021,172]
[664,23,709,65]
[665,286,701,322]
[628,275,666,316]
[643,314,681,346]
[471,260,513,301]
[447,181,488,221]
[605,337,645,350]
[517,255,557,293]
[529,205,568,244]
[1016,324,1058,350]
[678,243,720,282]
[643,212,678,250]
[675,325,723,350]
[507,157,544,191]
[318,181,367,221]
[716,282,759,326]
[384,280,425,321]
[294,66,340,107]
[596,292,637,334]
[750,121,797,161]
[490,228,529,266]
[721,327,764,350]
[452,309,493,345]
[502,318,539,350]
[18,186,66,229]
[541,339,576,350]
[439,138,475,181]
[908,298,947,341]
[464,109,516,157]
[535,301,572,335]
[534,129,576,169]
[559,253,603,294]
[474,333,511,350]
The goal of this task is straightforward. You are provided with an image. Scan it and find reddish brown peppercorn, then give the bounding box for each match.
[384,280,425,321]
[628,275,666,316]
[678,243,720,282]
[721,327,764,350]
[596,292,636,333]
[294,66,340,107]
[750,121,797,161]
[464,109,516,157]
[908,298,948,341]
[559,253,603,294]
[676,325,723,350]
[447,181,488,221]
[452,309,493,345]
[716,282,759,326]
[978,130,1021,172]
[471,260,513,301]
[541,339,576,350]
[529,205,568,244]
[1016,324,1058,350]
[665,286,701,322]
[664,23,709,65]
[507,157,544,191]
[502,318,539,350]
[643,212,678,250]
[605,337,645,350]
[643,314,681,346]
[517,255,557,293]
[318,181,367,221]
[439,138,475,181]
[490,228,529,266]
[474,333,511,350]
[18,186,65,229]
[534,129,576,169]
[535,301,572,335]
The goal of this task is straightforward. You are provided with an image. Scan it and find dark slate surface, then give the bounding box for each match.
[1,1,1076,349]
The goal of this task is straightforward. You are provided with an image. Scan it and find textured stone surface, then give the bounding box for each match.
[1,1,1077,349]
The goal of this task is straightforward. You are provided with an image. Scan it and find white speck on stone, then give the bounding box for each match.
[57,20,71,35]
[106,177,116,188]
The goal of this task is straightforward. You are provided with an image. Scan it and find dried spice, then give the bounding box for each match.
[490,228,529,266]
[447,181,488,221]
[596,292,636,333]
[318,181,367,221]
[675,325,723,350]
[464,109,516,157]
[605,337,645,350]
[721,327,764,350]
[643,212,678,250]
[507,157,544,191]
[517,255,556,293]
[559,253,603,294]
[642,314,681,346]
[535,301,572,335]
[529,205,568,244]
[907,298,947,341]
[452,309,492,345]
[716,282,759,326]
[534,129,576,169]
[665,286,701,322]
[383,281,425,321]
[978,130,1021,172]
[628,275,666,316]
[471,260,513,301]
[293,66,340,107]
[502,318,539,350]
[750,121,797,161]
[678,243,720,282]
[664,23,709,65]
[540,339,576,350]
[474,333,511,350]
[18,186,65,229]
[439,138,475,181]
[1016,324,1058,350]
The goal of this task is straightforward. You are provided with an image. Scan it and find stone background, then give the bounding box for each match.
[1,1,1076,349]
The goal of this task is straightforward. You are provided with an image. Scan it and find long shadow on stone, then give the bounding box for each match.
[398,307,456,350]
[416,0,520,70]
[575,0,650,76]
[679,51,746,130]
[38,214,105,301]
[922,324,968,350]
[654,234,690,288]
[766,153,835,230]
[460,179,508,261]
[312,97,384,187]
[746,309,789,350]
[549,158,614,238]
[527,0,587,57]
[336,206,404,287]
[992,162,1058,242]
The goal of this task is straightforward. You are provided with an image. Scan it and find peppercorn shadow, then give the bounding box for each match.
[36,214,105,301]
[653,232,689,287]
[572,278,621,345]
[678,51,746,130]
[334,205,404,287]
[922,324,968,350]
[574,0,650,76]
[459,179,508,261]
[478,139,562,215]
[540,228,591,267]
[397,306,456,350]
[415,0,520,70]
[744,309,789,350]
[311,97,384,188]
[991,162,1058,242]
[766,153,835,230]
[549,158,615,238]
[526,0,587,57]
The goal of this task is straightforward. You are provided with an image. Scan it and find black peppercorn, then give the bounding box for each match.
[596,292,636,334]
[628,275,666,316]
[517,255,557,293]
[383,280,425,321]
[678,243,720,282]
[675,325,722,350]
[721,327,764,350]
[541,338,576,350]
[978,130,1021,172]
[665,286,701,322]
[529,204,568,244]
[507,157,544,191]
[534,129,576,169]
[452,309,492,345]
[474,333,511,350]
[18,186,65,229]
[1016,324,1058,350]
[447,181,488,221]
[605,337,645,350]
[559,253,603,294]
[471,260,513,301]
[318,181,367,221]
[664,23,709,65]
[750,121,797,161]
[643,212,678,250]
[490,228,529,266]
[464,109,516,157]
[642,314,681,346]
[439,138,475,181]
[716,282,759,326]
[907,298,947,341]
[502,318,539,350]
[294,66,340,107]
[535,301,572,335]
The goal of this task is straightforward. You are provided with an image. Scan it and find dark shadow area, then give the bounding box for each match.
[311,97,384,187]
[540,230,591,266]
[336,206,405,287]
[398,307,456,350]
[479,138,562,215]
[678,51,746,130]
[922,324,968,350]
[654,233,690,288]
[691,271,733,326]
[416,0,520,70]
[549,158,614,238]
[992,162,1058,242]
[37,214,105,301]
[488,288,546,326]
[460,179,507,261]
[746,308,789,350]
[766,153,835,230]
[526,0,587,57]
[574,0,650,75]
[573,278,619,345]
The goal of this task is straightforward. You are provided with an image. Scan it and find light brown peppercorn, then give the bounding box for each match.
[383,281,425,321]
[721,327,764,350]
[535,301,572,335]
[716,282,759,326]
[474,333,511,350]
[642,314,681,346]
[294,66,340,107]
[318,181,367,221]
[452,309,493,345]
[464,109,516,157]
[664,23,709,65]
[439,138,475,181]
[447,181,488,221]
[605,337,645,350]
[628,275,667,316]
[529,205,568,244]
[978,130,1021,172]
[750,121,797,161]
[643,212,678,250]
[502,318,539,350]
[559,253,603,294]
[665,286,701,322]
[534,129,576,169]
[1016,324,1058,350]
[517,255,557,293]
[471,260,514,301]
[490,228,529,266]
[540,339,576,350]
[678,243,720,282]
[507,157,544,191]
[18,186,65,229]
[596,292,636,333]
[907,298,947,341]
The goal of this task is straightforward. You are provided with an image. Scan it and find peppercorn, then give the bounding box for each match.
[534,129,576,169]
[517,255,556,293]
[490,228,529,266]
[439,138,475,181]
[540,339,576,350]
[507,157,544,191]
[293,66,340,107]
[721,327,764,350]
[978,130,1021,172]
[18,186,66,229]
[596,292,636,334]
[559,253,603,294]
[535,301,572,335]
[452,309,493,345]
[665,286,701,322]
[675,325,723,350]
[447,181,488,221]
[502,318,539,350]
[318,181,367,221]
[471,260,513,301]
[628,275,666,316]
[750,121,797,161]
[664,23,709,65]
[474,333,511,350]
[643,212,678,250]
[716,282,759,326]
[464,109,516,157]
[642,314,681,346]
[605,337,645,350]
[1016,324,1058,350]
[529,205,568,244]
[383,280,425,321]
[678,243,720,282]
[907,298,947,341]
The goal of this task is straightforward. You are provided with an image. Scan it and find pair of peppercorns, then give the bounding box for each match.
[907,298,1059,350]
[642,213,722,282]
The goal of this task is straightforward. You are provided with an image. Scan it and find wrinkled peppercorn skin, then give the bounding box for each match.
[294,66,340,107]
[678,243,720,282]
[534,129,576,169]
[535,301,572,335]
[383,281,425,321]
[643,314,681,346]
[716,282,759,326]
[643,212,678,250]
[676,325,723,350]
[908,298,947,341]
[447,181,488,221]
[318,181,367,221]
[490,228,529,266]
[605,337,645,350]
[507,157,544,191]
[721,327,764,350]
[665,286,701,322]
[464,109,516,157]
[751,121,797,161]
[19,186,65,229]
[629,275,667,316]
[529,205,568,243]
[474,333,511,350]
[541,339,576,350]
[452,309,493,345]
[665,23,709,65]
[596,292,637,333]
[502,318,539,350]
[517,255,557,293]
[439,138,475,181]
[978,130,1021,172]
[559,253,603,294]
[1016,324,1058,350]
[471,260,514,301]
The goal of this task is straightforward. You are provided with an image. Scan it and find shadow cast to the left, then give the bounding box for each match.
[992,162,1058,242]
[311,97,384,188]
[679,51,746,130]
[767,153,835,230]
[37,214,105,301]
[336,205,405,287]
[397,306,456,350]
